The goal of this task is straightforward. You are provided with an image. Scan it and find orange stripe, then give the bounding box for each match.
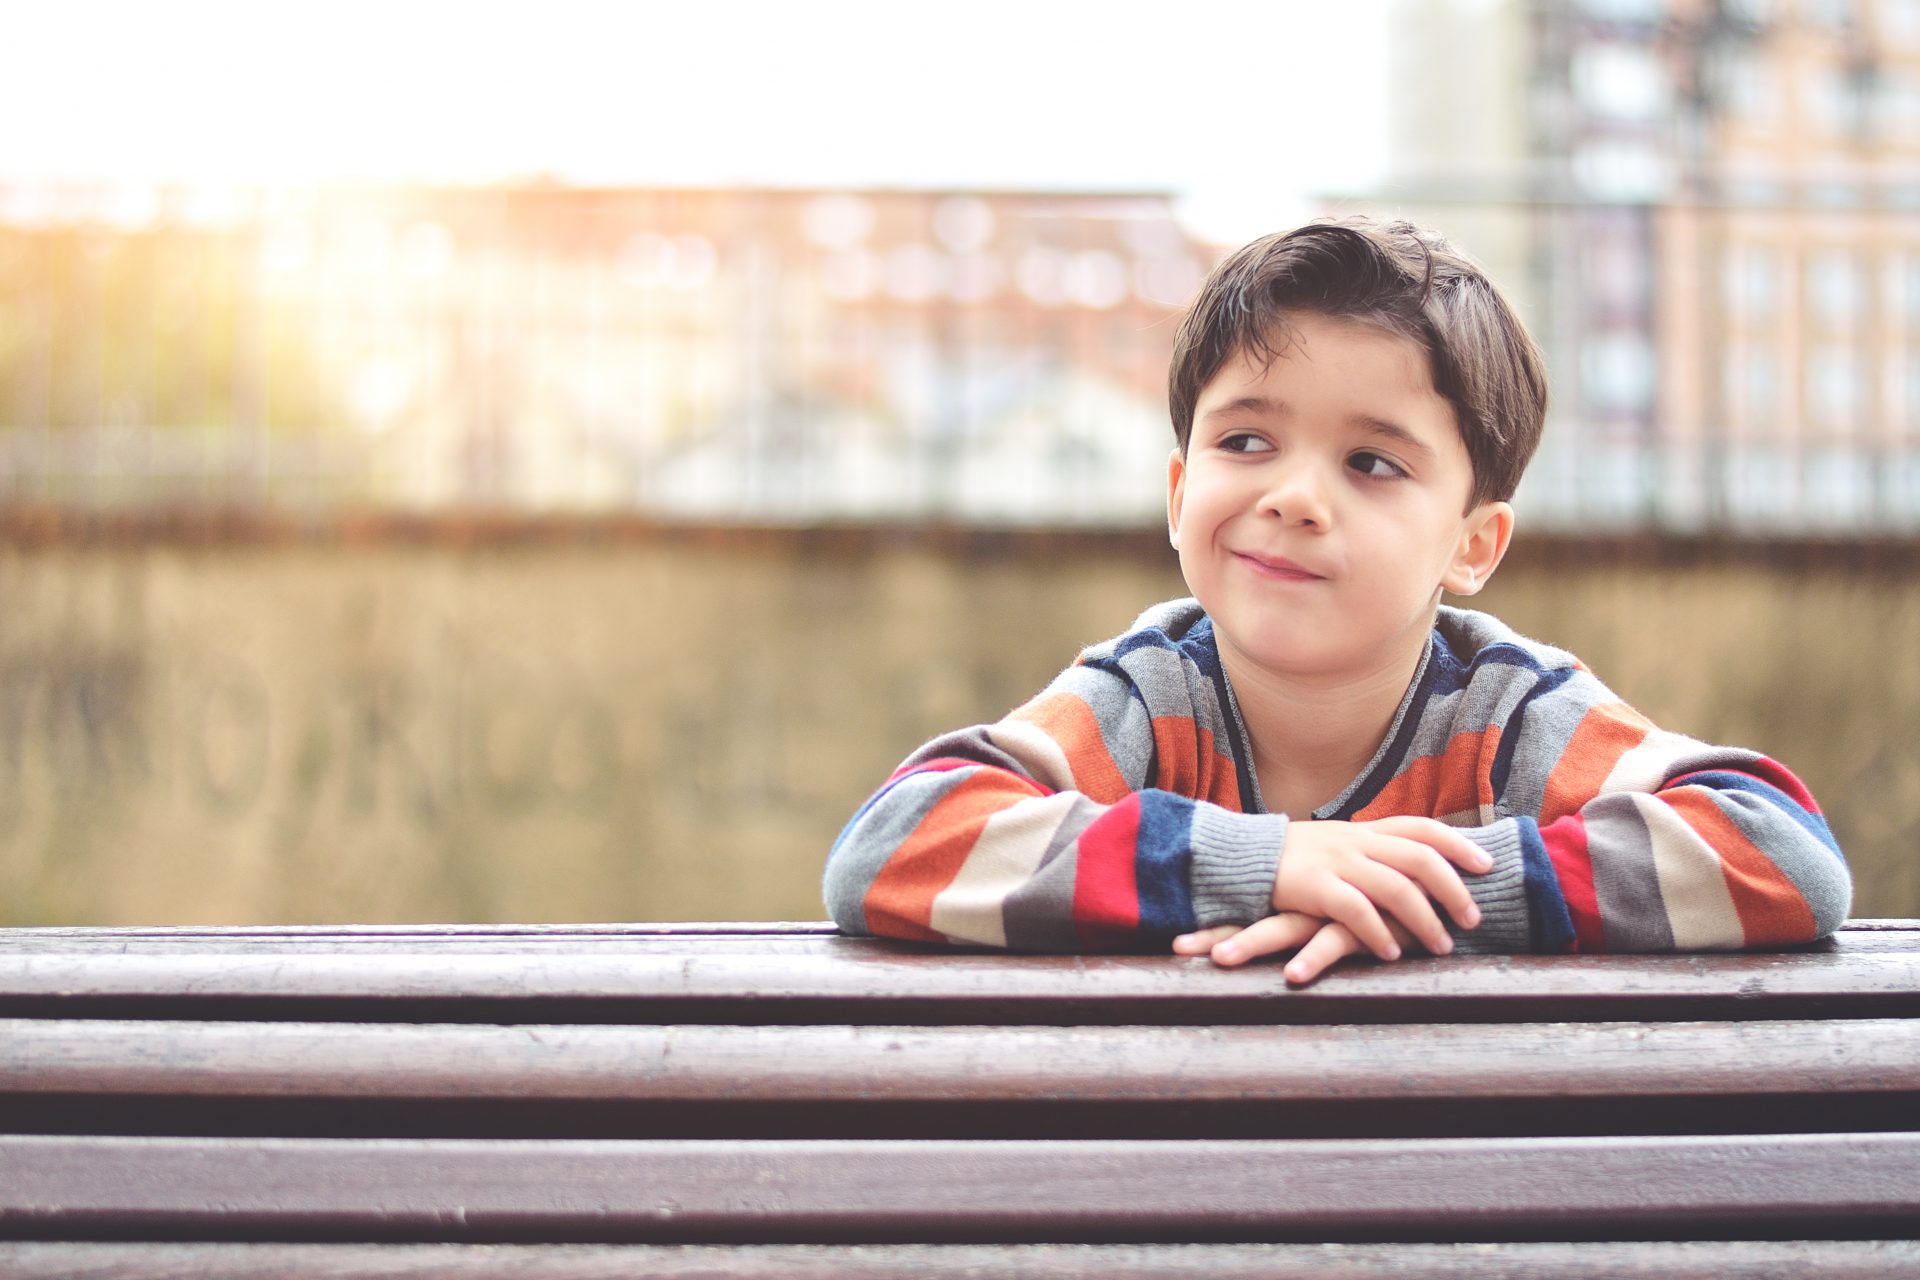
[1151,718,1244,813]
[1541,704,1650,824]
[1199,726,1243,810]
[1152,716,1199,798]
[1355,728,1499,821]
[863,768,1047,942]
[1012,692,1131,803]
[1662,786,1818,945]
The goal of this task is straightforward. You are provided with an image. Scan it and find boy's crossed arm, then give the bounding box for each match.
[1173,816,1490,984]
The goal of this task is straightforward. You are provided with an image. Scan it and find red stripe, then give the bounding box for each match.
[1072,794,1142,948]
[886,758,981,785]
[1542,814,1603,954]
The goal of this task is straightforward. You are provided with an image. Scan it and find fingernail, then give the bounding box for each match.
[1384,944,1401,961]
[1217,944,1241,962]
[1434,936,1453,955]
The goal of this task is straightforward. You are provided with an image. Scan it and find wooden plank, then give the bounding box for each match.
[6,923,1910,955]
[3,1240,1918,1279]
[5,1017,1918,1105]
[0,922,841,942]
[5,1134,1918,1243]
[2,943,1916,1025]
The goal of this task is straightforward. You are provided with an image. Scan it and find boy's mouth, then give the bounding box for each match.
[1232,550,1326,582]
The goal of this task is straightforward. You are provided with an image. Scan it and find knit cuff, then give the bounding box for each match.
[1187,806,1289,928]
[1447,818,1533,953]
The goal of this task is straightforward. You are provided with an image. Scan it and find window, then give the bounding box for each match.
[1582,333,1655,415]
[1808,344,1865,432]
[1722,244,1780,316]
[1808,250,1865,333]
[1882,0,1920,45]
[1715,50,1781,128]
[1724,345,1779,423]
[1572,44,1671,120]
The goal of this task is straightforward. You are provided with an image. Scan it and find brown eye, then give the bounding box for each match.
[1348,450,1405,479]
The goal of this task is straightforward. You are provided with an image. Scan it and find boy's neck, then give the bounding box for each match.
[1219,617,1434,820]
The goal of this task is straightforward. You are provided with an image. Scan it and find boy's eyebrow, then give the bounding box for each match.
[1351,414,1439,461]
[1206,395,1286,419]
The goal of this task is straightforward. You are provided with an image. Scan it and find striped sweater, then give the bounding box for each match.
[824,599,1850,953]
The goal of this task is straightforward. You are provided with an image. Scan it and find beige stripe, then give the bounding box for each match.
[987,718,1078,792]
[1602,726,1703,795]
[929,791,1082,947]
[1635,792,1744,950]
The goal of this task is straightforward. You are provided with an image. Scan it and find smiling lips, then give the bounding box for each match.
[1233,550,1326,582]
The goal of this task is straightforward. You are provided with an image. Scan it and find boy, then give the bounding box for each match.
[823,217,1850,984]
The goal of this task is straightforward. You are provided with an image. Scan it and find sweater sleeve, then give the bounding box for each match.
[823,657,1288,951]
[1448,666,1851,954]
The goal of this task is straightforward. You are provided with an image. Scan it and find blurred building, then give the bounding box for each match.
[0,185,1208,524]
[1384,0,1920,533]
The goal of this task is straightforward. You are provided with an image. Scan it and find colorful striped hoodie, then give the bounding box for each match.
[824,599,1850,953]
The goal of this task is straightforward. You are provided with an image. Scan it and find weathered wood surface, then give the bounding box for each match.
[6,921,1918,1260]
[6,1016,1919,1103]
[6,1134,1919,1243]
[3,923,1916,1024]
[6,1240,1919,1279]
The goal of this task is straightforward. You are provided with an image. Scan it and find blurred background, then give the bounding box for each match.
[2,0,1916,926]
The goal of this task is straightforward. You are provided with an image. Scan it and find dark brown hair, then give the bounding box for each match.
[1168,217,1548,508]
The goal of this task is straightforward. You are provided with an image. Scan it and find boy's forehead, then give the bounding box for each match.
[1203,313,1442,401]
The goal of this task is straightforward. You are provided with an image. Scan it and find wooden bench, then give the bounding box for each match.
[3,920,1919,1276]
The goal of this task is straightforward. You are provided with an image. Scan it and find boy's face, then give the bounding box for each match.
[1167,310,1512,686]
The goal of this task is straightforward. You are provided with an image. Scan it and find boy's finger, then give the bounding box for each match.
[1283,921,1363,985]
[1321,881,1400,962]
[1368,836,1481,931]
[1373,816,1493,873]
[1421,819,1494,872]
[1207,912,1320,967]
[1348,857,1452,956]
[1173,924,1241,955]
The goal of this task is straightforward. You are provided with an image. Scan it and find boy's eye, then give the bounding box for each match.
[1348,450,1406,479]
[1220,432,1273,454]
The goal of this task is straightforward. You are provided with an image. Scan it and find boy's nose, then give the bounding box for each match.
[1260,463,1332,528]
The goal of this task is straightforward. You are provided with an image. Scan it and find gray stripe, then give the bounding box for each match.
[900,724,1031,776]
[1447,819,1532,953]
[822,766,978,936]
[1187,806,1290,927]
[1002,794,1104,952]
[1585,796,1675,952]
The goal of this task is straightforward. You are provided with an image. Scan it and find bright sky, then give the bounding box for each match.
[3,0,1392,243]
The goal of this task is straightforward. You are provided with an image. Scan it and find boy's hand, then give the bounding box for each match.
[1272,816,1490,960]
[1175,914,1418,984]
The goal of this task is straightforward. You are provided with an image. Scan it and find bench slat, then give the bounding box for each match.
[5,1017,1918,1104]
[4,944,1916,1026]
[3,1240,1917,1279]
[5,1134,1917,1243]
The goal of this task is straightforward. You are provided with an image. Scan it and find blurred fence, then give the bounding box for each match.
[3,181,1918,533]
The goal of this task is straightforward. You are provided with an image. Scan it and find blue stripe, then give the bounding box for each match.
[1134,791,1198,934]
[1517,818,1577,952]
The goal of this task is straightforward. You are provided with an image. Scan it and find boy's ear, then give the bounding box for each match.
[1442,500,1514,597]
[1166,448,1186,549]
